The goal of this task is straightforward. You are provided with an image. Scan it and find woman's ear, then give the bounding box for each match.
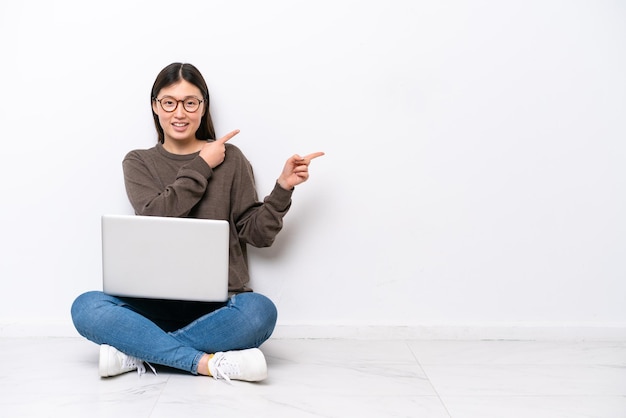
[152,100,158,115]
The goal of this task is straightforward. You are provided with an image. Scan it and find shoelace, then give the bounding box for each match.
[210,353,240,384]
[123,355,157,377]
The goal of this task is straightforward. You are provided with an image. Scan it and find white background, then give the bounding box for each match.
[0,0,624,338]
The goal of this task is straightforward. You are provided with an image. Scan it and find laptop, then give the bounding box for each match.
[101,214,230,302]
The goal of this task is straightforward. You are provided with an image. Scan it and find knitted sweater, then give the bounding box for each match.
[122,142,293,293]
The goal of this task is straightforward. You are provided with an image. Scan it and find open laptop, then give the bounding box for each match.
[101,214,230,302]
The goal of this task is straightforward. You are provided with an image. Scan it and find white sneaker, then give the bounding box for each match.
[208,348,267,383]
[99,344,155,377]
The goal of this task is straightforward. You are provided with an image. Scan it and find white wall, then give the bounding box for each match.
[0,0,624,339]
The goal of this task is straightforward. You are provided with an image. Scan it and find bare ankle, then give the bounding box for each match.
[197,353,213,376]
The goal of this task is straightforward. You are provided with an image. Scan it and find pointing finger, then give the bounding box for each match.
[217,129,240,144]
[302,151,325,161]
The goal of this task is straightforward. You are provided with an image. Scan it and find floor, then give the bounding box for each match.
[0,337,625,417]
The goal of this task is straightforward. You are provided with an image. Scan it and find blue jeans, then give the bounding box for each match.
[71,291,277,374]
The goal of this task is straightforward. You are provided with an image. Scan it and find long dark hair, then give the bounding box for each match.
[150,63,216,143]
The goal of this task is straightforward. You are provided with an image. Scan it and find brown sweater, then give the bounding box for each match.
[122,142,293,293]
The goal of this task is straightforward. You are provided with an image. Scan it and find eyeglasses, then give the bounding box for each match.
[154,96,204,113]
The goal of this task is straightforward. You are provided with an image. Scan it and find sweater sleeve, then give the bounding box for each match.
[234,165,294,248]
[123,150,212,217]
[223,146,293,248]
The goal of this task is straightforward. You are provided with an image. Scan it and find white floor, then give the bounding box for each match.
[1,337,625,417]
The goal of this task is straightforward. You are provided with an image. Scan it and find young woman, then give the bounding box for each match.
[71,62,323,382]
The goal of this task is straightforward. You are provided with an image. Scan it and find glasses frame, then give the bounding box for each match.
[154,95,205,113]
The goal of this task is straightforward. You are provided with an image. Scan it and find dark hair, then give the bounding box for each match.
[150,63,216,143]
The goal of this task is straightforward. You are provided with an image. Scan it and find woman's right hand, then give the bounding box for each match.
[199,129,240,168]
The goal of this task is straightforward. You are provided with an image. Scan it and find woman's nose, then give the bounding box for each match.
[174,103,186,116]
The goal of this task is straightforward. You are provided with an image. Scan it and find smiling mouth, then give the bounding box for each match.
[172,122,188,127]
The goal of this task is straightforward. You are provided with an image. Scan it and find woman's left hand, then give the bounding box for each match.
[277,152,325,190]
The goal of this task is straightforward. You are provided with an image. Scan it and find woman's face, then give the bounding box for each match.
[152,80,205,145]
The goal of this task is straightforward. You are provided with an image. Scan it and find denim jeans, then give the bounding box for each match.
[70,291,277,374]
